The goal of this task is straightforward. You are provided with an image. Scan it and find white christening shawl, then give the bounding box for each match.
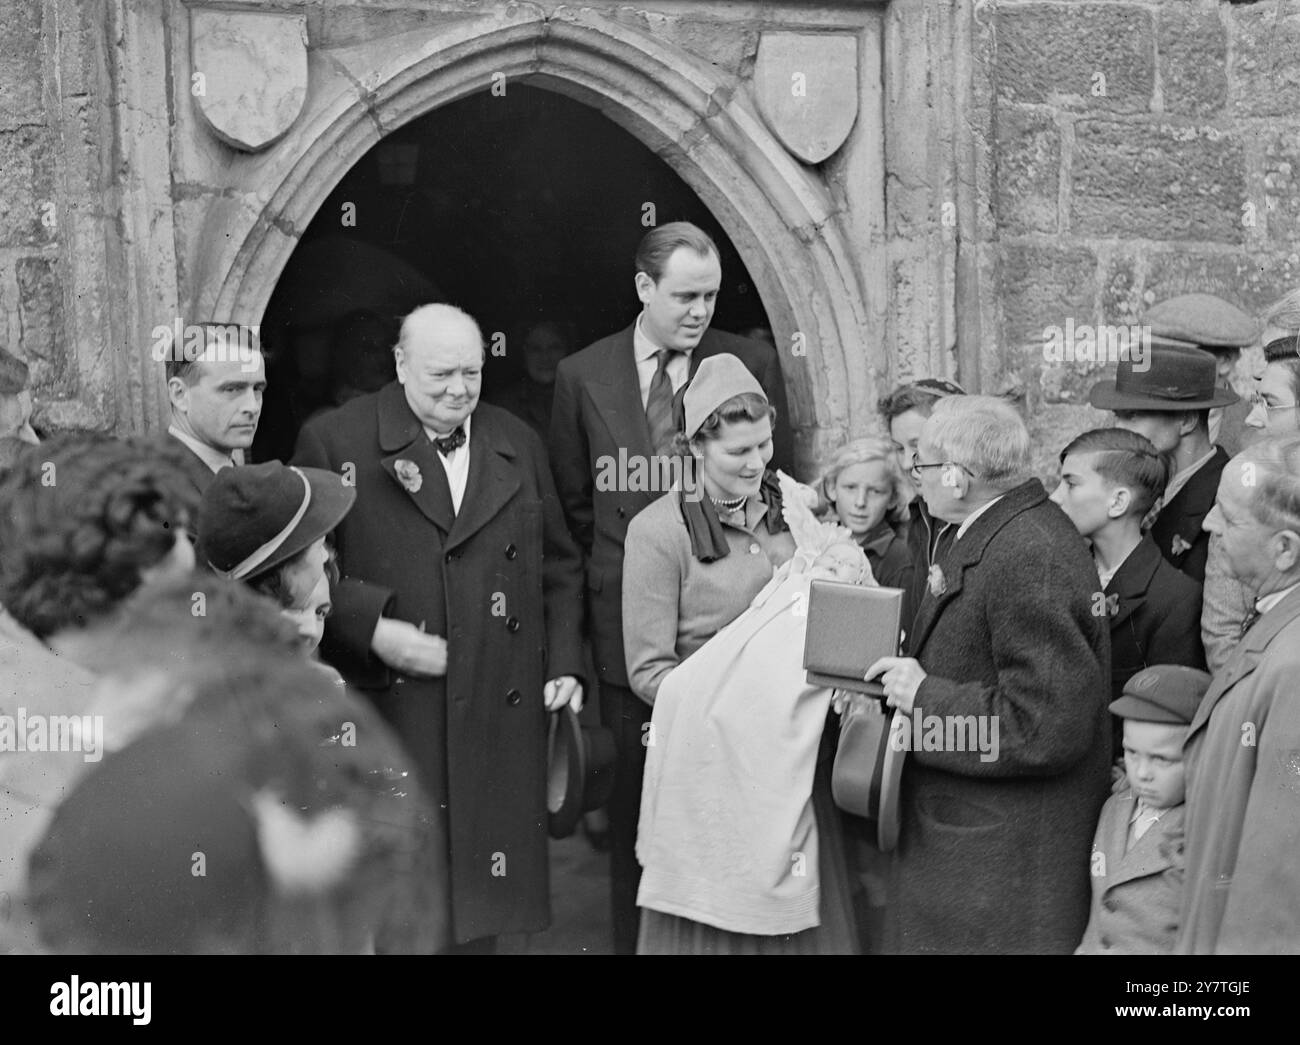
[634,561,836,935]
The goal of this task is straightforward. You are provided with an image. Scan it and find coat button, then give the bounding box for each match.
[444,551,455,564]
[749,543,761,555]
[1103,898,1117,913]
[1100,935,1112,949]
[617,507,627,519]
[506,616,520,632]
[506,688,522,706]
[504,543,517,560]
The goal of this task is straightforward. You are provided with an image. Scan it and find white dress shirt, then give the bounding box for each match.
[955,494,1006,541]
[168,424,240,472]
[1255,581,1300,617]
[633,313,692,409]
[424,414,471,514]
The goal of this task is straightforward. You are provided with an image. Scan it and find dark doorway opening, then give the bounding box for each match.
[254,83,771,463]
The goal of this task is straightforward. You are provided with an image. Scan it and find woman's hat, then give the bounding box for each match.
[198,462,356,581]
[682,353,767,438]
[1088,340,1240,412]
[547,706,616,839]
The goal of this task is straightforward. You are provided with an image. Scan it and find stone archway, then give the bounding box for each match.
[191,12,875,472]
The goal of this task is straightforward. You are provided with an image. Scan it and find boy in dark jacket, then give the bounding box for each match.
[1049,428,1206,757]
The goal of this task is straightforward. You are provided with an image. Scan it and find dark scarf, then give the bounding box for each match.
[680,467,787,562]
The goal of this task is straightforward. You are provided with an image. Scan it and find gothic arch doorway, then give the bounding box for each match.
[195,17,874,473]
[251,85,773,463]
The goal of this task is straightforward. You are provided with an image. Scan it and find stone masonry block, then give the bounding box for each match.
[996,4,1154,114]
[995,106,1060,235]
[1071,121,1245,241]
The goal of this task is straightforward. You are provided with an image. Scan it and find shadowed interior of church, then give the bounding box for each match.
[253,83,770,466]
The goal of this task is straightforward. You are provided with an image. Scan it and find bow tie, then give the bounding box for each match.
[431,427,466,455]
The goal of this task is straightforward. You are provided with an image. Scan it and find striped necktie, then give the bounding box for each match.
[645,349,680,457]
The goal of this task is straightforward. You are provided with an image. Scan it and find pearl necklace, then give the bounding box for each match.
[710,493,747,514]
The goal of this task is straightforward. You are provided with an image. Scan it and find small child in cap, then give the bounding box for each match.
[1076,665,1211,955]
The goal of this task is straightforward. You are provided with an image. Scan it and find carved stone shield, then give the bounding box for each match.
[190,9,308,152]
[754,32,859,165]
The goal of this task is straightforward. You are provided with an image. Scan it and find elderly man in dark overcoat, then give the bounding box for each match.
[293,303,585,952]
[867,395,1111,954]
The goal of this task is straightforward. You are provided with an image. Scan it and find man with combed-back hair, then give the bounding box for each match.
[865,396,1111,954]
[1179,435,1300,954]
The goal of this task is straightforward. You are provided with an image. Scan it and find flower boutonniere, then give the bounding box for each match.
[928,563,947,598]
[394,458,423,493]
[1170,534,1192,558]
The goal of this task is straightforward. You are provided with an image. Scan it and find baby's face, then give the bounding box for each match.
[1122,719,1188,809]
[811,542,868,584]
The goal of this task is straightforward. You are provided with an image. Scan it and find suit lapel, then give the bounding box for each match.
[376,381,455,535]
[1106,536,1161,631]
[908,480,1045,655]
[587,324,653,458]
[1186,586,1300,740]
[1106,803,1183,889]
[446,407,521,553]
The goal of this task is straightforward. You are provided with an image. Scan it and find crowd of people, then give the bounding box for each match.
[1,221,1297,955]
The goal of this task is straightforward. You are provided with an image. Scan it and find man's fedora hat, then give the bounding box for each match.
[1145,293,1260,351]
[547,706,616,839]
[1088,340,1240,412]
[198,462,356,581]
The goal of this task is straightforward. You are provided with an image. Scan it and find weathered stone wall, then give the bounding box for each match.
[0,0,64,413]
[982,0,1300,473]
[4,0,1298,480]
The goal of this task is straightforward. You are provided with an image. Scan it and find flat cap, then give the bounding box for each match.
[1109,664,1212,725]
[1145,293,1259,350]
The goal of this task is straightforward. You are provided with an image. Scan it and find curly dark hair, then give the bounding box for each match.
[0,434,198,639]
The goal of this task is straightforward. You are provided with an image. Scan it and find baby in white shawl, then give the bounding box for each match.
[635,474,873,936]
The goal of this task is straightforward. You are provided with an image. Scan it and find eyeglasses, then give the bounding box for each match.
[1248,392,1300,413]
[909,453,975,483]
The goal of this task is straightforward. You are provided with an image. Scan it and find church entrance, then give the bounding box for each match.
[252,84,770,464]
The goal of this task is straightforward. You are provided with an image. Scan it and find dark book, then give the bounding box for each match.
[803,581,905,696]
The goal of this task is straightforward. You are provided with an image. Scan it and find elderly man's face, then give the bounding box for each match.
[635,247,721,353]
[914,433,966,523]
[170,352,266,454]
[396,320,483,434]
[1204,458,1278,588]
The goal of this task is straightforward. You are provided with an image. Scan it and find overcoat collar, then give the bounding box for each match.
[1186,584,1300,741]
[1158,445,1228,523]
[907,479,1047,655]
[1105,535,1164,630]
[376,382,521,550]
[1099,793,1184,890]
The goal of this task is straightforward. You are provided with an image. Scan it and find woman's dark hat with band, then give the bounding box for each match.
[198,462,356,581]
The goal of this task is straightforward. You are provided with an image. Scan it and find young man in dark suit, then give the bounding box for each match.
[866,396,1111,954]
[1050,427,1206,754]
[162,324,267,499]
[548,221,792,953]
[1088,340,1239,583]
